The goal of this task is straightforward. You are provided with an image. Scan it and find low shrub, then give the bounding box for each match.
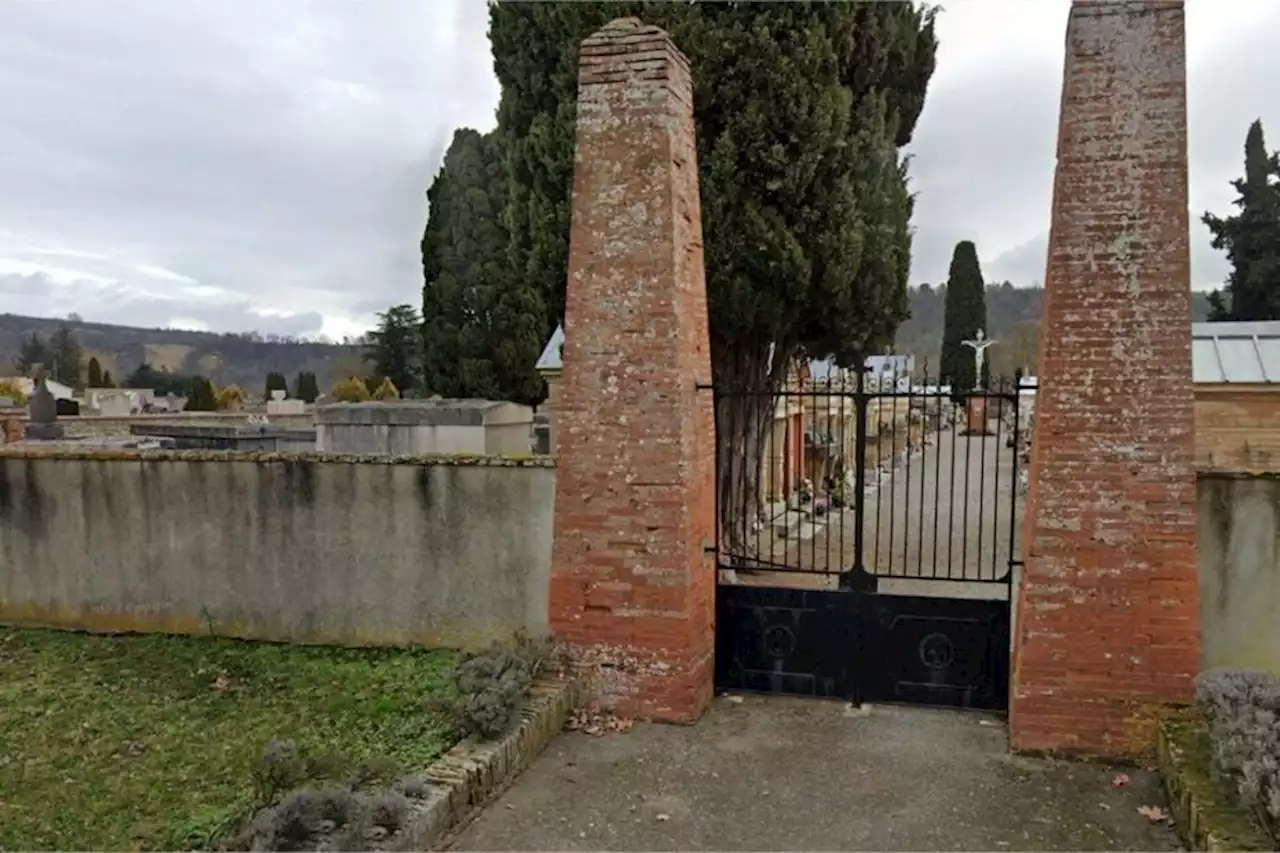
[439,632,558,741]
[1194,668,1280,843]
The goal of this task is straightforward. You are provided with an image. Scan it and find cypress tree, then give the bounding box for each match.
[1203,119,1280,321]
[264,371,288,400]
[185,376,218,412]
[421,129,543,403]
[292,371,319,403]
[486,1,937,550]
[87,356,103,388]
[939,240,988,392]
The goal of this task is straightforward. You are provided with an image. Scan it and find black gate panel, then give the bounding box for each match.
[715,584,856,699]
[857,594,1010,711]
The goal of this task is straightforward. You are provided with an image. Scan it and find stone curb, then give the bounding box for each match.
[1157,712,1273,851]
[401,676,586,851]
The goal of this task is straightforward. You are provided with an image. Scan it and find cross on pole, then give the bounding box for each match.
[961,329,996,388]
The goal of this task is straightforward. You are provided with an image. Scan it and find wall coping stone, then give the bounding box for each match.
[0,446,555,467]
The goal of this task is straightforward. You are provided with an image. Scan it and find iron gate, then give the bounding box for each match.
[708,367,1028,712]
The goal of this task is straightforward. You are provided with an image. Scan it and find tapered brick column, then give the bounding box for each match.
[1011,0,1200,758]
[548,18,716,723]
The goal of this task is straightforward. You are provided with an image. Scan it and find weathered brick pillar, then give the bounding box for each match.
[1011,0,1200,758]
[548,18,716,723]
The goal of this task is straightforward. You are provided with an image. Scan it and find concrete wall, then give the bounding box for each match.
[0,449,554,650]
[316,401,534,456]
[1198,474,1280,674]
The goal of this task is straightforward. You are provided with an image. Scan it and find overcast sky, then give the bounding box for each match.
[0,0,1275,339]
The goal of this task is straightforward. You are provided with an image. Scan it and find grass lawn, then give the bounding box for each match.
[0,628,458,851]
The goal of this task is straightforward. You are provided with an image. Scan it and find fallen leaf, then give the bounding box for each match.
[656,814,670,822]
[725,695,744,704]
[1112,773,1131,788]
[565,708,635,737]
[1137,805,1168,823]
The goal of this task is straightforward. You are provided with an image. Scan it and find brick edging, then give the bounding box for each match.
[404,676,585,850]
[1157,712,1273,851]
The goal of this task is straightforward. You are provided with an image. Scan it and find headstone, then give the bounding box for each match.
[271,389,287,401]
[24,375,65,440]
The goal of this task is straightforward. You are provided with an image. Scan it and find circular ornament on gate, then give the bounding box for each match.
[762,624,797,659]
[918,632,955,671]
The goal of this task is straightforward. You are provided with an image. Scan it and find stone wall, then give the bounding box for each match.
[1197,474,1280,675]
[0,449,554,650]
[1,411,315,443]
[316,401,534,456]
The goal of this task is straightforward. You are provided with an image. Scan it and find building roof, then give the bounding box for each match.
[536,325,565,372]
[1192,320,1280,384]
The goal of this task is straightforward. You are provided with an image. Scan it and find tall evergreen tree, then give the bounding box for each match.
[292,371,319,403]
[17,332,52,377]
[939,241,988,392]
[87,356,104,387]
[421,129,543,403]
[101,369,115,388]
[49,325,83,388]
[487,1,937,550]
[264,371,288,400]
[185,376,218,412]
[1203,119,1280,321]
[363,304,422,396]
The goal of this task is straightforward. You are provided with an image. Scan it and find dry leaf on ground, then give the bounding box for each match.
[1111,773,1131,787]
[565,709,634,736]
[1137,804,1168,822]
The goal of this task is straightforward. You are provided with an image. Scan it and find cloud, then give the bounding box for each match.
[0,0,1275,337]
[906,0,1280,291]
[0,0,493,336]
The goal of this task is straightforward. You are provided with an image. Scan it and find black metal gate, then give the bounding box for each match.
[708,367,1028,712]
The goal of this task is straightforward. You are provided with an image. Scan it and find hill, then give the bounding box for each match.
[0,313,364,392]
[893,284,1214,378]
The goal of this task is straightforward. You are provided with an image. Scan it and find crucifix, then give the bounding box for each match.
[962,328,996,387]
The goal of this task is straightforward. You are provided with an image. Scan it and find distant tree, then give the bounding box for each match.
[331,376,372,403]
[49,325,83,387]
[363,304,422,395]
[371,376,400,400]
[87,356,104,387]
[17,332,52,377]
[216,385,246,411]
[101,369,115,388]
[264,371,288,400]
[292,371,320,403]
[0,379,28,406]
[1203,119,1280,321]
[939,241,989,392]
[185,376,218,411]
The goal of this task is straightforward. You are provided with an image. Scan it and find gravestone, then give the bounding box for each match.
[25,374,65,440]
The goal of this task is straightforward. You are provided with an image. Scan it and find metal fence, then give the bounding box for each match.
[707,369,1028,588]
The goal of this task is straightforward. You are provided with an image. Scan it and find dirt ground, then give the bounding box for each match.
[448,696,1180,852]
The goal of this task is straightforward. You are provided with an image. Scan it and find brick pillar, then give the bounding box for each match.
[1011,0,1200,758]
[548,18,716,723]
